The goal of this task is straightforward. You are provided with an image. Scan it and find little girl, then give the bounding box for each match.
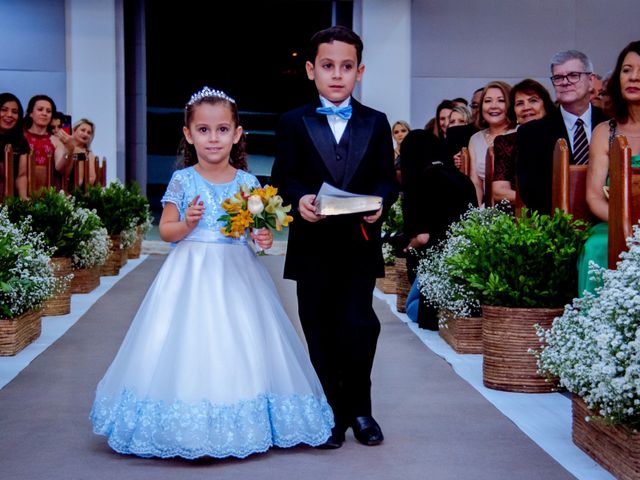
[90,87,333,459]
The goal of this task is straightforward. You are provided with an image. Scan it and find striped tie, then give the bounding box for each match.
[573,118,589,165]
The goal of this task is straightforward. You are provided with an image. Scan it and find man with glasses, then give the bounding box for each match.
[517,50,608,214]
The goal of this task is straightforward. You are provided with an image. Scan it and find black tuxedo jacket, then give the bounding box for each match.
[271,98,398,280]
[516,106,608,214]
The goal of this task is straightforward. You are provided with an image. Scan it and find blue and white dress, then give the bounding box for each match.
[90,167,333,459]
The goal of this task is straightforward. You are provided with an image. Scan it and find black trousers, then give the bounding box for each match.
[296,272,380,432]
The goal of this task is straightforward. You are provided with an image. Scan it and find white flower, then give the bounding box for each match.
[247,195,264,215]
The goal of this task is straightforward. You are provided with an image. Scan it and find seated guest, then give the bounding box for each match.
[468,81,515,205]
[578,40,640,295]
[493,79,555,204]
[23,95,74,191]
[469,87,484,125]
[447,105,472,129]
[400,133,477,329]
[517,50,608,214]
[429,100,455,140]
[0,93,30,199]
[392,120,411,185]
[66,118,99,186]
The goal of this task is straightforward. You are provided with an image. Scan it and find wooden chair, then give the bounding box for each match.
[96,156,107,187]
[551,138,594,222]
[26,150,52,196]
[608,135,640,269]
[484,146,494,207]
[2,144,15,201]
[458,147,471,176]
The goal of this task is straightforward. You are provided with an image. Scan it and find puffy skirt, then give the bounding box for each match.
[90,240,333,459]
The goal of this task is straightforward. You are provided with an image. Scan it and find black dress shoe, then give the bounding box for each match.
[316,430,345,449]
[352,416,384,446]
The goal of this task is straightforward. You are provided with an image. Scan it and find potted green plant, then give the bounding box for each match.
[446,205,589,392]
[377,197,403,294]
[73,182,137,275]
[5,188,88,315]
[122,181,153,259]
[417,206,505,354]
[0,207,56,355]
[536,228,640,479]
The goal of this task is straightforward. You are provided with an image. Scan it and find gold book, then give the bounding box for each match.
[315,182,382,216]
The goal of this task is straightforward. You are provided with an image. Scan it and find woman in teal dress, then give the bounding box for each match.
[578,40,640,294]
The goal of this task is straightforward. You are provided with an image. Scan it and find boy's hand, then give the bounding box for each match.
[363,207,383,223]
[299,194,324,223]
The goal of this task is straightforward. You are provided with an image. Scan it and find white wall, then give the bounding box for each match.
[410,0,640,129]
[66,0,119,183]
[0,0,66,110]
[356,0,412,128]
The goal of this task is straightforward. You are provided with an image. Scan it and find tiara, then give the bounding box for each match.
[187,87,235,106]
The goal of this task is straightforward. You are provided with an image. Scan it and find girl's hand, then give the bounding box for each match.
[251,228,273,250]
[185,194,205,228]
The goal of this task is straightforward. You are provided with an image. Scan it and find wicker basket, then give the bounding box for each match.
[482,305,561,393]
[0,309,42,356]
[42,257,73,316]
[101,234,122,276]
[573,396,640,480]
[70,265,101,293]
[375,264,397,294]
[439,313,483,354]
[127,226,143,259]
[395,257,411,313]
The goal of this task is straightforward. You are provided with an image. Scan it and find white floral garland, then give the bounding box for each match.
[537,226,640,426]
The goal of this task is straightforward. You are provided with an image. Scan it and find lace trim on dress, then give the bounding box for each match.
[90,388,334,459]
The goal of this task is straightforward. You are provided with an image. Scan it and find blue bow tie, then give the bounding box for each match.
[316,105,353,120]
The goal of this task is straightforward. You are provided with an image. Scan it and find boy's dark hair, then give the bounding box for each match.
[307,25,363,65]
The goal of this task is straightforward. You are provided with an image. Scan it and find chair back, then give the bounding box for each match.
[2,144,14,201]
[97,156,107,187]
[71,154,91,192]
[551,138,593,222]
[484,146,494,207]
[459,147,471,176]
[608,135,640,268]
[27,150,52,196]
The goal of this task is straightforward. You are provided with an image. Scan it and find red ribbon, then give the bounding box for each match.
[360,223,369,241]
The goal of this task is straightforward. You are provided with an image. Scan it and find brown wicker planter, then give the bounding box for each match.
[0,309,42,356]
[439,313,483,354]
[573,396,640,480]
[395,257,410,313]
[482,305,562,393]
[42,257,73,316]
[375,264,397,294]
[70,265,101,293]
[101,234,122,276]
[127,226,143,259]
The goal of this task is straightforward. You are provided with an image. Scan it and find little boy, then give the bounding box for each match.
[271,25,398,449]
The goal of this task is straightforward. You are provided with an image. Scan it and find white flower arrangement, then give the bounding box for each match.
[120,219,139,250]
[0,207,56,319]
[537,226,640,427]
[417,205,506,319]
[382,242,395,266]
[71,205,110,269]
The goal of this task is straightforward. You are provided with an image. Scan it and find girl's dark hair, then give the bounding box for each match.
[507,79,555,124]
[607,40,640,123]
[0,92,25,134]
[24,94,57,130]
[307,25,363,65]
[177,92,247,171]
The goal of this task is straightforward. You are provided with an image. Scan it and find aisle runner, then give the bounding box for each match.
[373,289,613,480]
[0,256,148,389]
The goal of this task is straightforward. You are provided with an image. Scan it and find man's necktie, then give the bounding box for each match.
[316,105,353,120]
[573,118,589,165]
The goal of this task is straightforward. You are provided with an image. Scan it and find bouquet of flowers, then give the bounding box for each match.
[218,184,293,241]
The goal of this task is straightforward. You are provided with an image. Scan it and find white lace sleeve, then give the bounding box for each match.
[161,171,185,210]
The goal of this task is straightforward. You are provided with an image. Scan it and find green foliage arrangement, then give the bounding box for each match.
[381,197,403,265]
[5,188,109,267]
[0,207,56,319]
[446,207,589,308]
